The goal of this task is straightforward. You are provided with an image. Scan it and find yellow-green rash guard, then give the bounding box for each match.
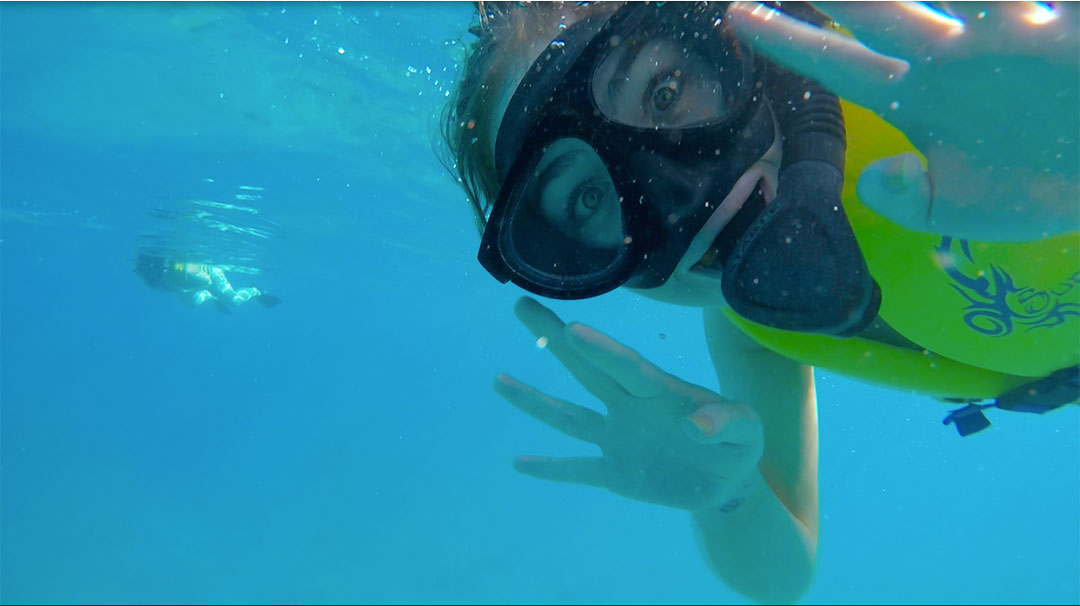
[726,101,1080,401]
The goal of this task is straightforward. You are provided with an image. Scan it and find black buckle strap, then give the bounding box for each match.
[942,366,1079,436]
[941,402,994,437]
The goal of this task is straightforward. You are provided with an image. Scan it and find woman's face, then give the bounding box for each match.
[488,11,781,308]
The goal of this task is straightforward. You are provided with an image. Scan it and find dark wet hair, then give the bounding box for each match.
[437,1,616,235]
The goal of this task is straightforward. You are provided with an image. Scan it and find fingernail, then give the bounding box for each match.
[687,412,717,437]
[568,323,595,341]
[883,155,921,193]
[726,1,749,16]
[732,1,779,20]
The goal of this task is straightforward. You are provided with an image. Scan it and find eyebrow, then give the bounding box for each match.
[606,44,639,102]
[536,149,585,191]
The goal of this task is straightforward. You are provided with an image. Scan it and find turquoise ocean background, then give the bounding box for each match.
[1,3,1077,604]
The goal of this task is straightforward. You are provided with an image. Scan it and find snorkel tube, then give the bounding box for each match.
[721,4,880,337]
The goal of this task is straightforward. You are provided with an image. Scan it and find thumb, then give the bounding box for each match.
[683,402,763,446]
[856,153,936,232]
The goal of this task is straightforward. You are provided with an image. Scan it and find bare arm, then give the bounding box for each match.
[494,297,817,604]
[694,307,818,604]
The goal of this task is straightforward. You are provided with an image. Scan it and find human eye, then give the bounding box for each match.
[647,72,681,118]
[566,181,608,227]
[532,139,623,248]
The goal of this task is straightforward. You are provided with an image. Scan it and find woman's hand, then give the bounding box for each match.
[727,1,1079,242]
[494,297,765,512]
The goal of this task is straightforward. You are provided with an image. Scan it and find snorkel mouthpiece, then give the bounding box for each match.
[722,56,881,336]
[722,161,880,335]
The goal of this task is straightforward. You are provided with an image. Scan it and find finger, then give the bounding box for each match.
[494,374,606,445]
[854,153,935,229]
[812,1,964,58]
[954,1,1080,49]
[945,1,1067,33]
[513,455,609,489]
[1009,1,1077,31]
[684,402,764,446]
[514,297,629,404]
[565,322,674,400]
[726,1,909,109]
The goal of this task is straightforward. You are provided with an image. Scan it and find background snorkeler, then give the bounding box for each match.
[134,252,281,314]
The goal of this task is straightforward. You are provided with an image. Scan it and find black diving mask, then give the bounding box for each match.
[479,2,881,336]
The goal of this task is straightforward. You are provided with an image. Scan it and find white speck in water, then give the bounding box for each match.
[889,101,900,110]
[337,47,345,55]
[536,337,549,349]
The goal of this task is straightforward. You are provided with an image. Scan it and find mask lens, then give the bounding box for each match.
[591,22,748,129]
[500,138,629,288]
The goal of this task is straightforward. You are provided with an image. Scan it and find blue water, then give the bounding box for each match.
[2,3,1077,604]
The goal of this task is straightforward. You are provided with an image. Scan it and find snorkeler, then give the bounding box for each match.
[439,2,1078,603]
[134,252,281,313]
